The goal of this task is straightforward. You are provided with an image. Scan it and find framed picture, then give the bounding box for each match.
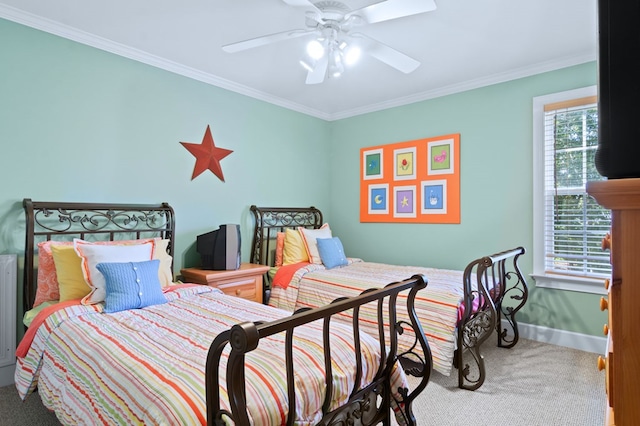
[360,133,460,223]
[394,185,416,218]
[368,183,389,215]
[394,147,416,181]
[427,138,454,175]
[421,180,447,214]
[363,148,384,180]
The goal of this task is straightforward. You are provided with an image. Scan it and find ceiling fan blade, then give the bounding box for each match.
[222,29,314,53]
[346,0,437,25]
[282,0,322,14]
[306,54,329,84]
[352,33,420,73]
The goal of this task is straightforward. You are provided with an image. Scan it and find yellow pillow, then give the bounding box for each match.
[282,228,309,265]
[51,245,91,302]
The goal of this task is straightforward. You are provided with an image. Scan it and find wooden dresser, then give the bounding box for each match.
[587,178,640,425]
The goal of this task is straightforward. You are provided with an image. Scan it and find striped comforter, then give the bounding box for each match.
[15,285,409,425]
[269,260,465,376]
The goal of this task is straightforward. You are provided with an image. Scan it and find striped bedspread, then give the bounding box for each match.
[269,260,464,376]
[15,285,409,425]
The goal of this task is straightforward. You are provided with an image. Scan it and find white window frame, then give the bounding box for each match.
[532,85,608,295]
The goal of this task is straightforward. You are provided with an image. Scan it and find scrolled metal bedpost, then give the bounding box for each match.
[456,246,528,391]
[394,274,432,426]
[22,198,35,314]
[496,246,528,348]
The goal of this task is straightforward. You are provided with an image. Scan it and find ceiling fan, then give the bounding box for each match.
[222,0,437,84]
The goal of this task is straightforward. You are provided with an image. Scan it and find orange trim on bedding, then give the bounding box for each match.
[16,284,201,359]
[272,262,310,289]
[16,299,84,358]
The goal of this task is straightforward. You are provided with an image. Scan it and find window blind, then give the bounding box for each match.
[543,99,611,278]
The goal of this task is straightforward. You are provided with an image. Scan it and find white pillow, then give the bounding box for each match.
[74,239,155,305]
[298,224,332,264]
[153,238,174,287]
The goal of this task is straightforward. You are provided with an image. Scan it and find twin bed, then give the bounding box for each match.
[16,200,432,425]
[249,206,529,391]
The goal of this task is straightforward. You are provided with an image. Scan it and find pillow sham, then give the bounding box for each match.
[316,237,348,269]
[97,259,167,313]
[153,238,174,287]
[274,232,285,267]
[282,228,309,265]
[34,240,73,306]
[298,224,332,265]
[74,239,155,305]
[51,245,91,302]
[34,238,167,306]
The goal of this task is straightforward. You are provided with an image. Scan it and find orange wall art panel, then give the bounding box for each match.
[360,134,460,223]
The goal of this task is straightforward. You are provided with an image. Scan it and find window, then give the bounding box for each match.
[532,86,611,294]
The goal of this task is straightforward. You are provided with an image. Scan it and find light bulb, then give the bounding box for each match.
[344,46,361,66]
[306,39,325,60]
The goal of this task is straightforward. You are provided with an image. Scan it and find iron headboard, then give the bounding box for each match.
[22,198,175,312]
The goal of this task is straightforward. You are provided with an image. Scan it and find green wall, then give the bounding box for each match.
[328,62,605,336]
[0,17,606,339]
[0,18,330,329]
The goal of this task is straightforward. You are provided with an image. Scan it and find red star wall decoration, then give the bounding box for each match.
[180,125,233,182]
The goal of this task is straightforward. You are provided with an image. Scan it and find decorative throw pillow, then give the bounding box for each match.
[316,237,348,269]
[97,260,167,313]
[274,232,285,267]
[153,238,174,287]
[282,228,309,265]
[74,239,155,305]
[35,238,170,305]
[34,240,73,306]
[50,244,92,302]
[298,224,332,264]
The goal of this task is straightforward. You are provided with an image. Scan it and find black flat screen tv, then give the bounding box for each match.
[595,0,640,178]
[196,224,241,270]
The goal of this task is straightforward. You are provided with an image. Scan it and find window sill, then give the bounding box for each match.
[530,273,608,295]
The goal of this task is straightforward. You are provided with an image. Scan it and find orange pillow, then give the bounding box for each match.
[34,240,73,306]
[275,232,285,267]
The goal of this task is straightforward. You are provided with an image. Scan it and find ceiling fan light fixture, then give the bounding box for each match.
[306,39,325,59]
[330,65,343,78]
[343,45,361,66]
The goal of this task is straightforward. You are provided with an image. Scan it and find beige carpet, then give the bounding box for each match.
[402,338,606,425]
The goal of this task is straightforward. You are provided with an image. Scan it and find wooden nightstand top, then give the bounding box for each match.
[180,263,270,281]
[180,263,270,304]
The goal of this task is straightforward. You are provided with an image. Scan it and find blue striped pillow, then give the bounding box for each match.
[96,260,167,313]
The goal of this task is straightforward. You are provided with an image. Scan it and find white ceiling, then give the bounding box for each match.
[0,0,597,121]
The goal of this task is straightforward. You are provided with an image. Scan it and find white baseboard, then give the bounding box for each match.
[510,320,606,354]
[0,363,15,387]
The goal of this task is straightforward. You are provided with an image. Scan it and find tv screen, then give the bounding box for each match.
[595,0,640,178]
[196,224,241,270]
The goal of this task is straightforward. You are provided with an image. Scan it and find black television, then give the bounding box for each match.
[594,0,640,178]
[196,224,241,270]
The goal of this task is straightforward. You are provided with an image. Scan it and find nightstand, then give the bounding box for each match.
[180,263,270,304]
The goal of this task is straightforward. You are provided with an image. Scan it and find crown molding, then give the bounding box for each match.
[0,5,332,121]
[327,53,596,121]
[1,5,595,122]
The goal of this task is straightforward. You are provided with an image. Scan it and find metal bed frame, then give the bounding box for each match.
[249,205,529,391]
[21,199,433,425]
